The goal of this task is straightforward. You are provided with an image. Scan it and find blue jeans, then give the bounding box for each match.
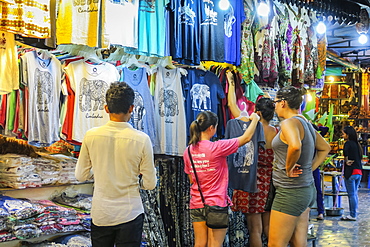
[313,168,324,215]
[344,175,362,218]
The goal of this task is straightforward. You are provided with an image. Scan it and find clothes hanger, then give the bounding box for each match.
[124,54,151,73]
[161,56,176,69]
[237,102,249,119]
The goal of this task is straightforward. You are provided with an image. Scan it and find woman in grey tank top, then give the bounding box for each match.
[268,86,331,247]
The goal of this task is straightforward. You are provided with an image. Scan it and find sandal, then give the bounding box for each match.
[316,214,324,220]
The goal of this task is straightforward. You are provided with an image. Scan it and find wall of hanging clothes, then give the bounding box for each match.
[0,0,331,246]
[0,44,273,155]
[1,0,326,90]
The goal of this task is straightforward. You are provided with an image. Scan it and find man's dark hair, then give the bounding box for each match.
[106,82,135,114]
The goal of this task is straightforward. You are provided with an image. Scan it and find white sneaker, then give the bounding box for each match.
[341,215,356,221]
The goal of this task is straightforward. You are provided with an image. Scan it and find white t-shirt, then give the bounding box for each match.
[105,0,139,48]
[64,60,119,143]
[56,0,108,48]
[21,51,62,147]
[153,66,186,156]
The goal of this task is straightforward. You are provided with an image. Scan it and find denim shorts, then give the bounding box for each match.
[272,183,316,217]
[190,207,207,222]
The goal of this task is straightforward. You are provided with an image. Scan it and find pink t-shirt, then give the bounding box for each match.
[183,138,239,209]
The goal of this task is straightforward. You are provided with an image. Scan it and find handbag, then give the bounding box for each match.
[187,147,229,229]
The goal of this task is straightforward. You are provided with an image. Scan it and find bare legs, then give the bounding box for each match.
[246,212,271,247]
[193,221,227,247]
[268,208,310,247]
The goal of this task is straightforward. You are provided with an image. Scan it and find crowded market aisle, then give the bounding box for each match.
[310,187,370,247]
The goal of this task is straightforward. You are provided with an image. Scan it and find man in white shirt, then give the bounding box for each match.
[75,81,157,247]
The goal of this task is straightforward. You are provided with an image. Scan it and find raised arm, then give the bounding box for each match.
[227,71,246,121]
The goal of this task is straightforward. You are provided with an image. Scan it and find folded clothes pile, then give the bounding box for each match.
[0,154,41,189]
[0,196,91,242]
[0,153,90,189]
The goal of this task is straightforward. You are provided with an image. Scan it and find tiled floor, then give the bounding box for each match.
[309,187,370,247]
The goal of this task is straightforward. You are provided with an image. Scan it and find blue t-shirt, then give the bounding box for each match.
[170,0,201,65]
[125,0,168,57]
[200,0,227,62]
[183,69,225,135]
[119,67,156,145]
[224,0,245,65]
[225,119,265,193]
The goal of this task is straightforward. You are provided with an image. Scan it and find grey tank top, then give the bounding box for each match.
[271,116,316,188]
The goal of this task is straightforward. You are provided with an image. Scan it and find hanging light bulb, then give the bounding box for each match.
[359,33,368,44]
[219,0,230,10]
[257,2,270,17]
[316,21,326,34]
[306,93,312,102]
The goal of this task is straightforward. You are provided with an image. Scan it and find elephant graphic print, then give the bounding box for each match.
[190,83,211,111]
[154,67,186,156]
[65,60,120,143]
[225,119,265,193]
[130,91,146,131]
[233,140,254,173]
[21,51,62,147]
[79,78,109,113]
[34,68,53,112]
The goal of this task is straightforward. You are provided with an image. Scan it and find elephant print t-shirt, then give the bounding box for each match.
[119,67,156,146]
[65,60,120,143]
[225,119,264,193]
[182,68,225,136]
[21,51,62,147]
[153,66,186,156]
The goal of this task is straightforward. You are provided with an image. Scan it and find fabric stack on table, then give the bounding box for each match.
[0,195,91,242]
[0,154,42,189]
[0,154,90,189]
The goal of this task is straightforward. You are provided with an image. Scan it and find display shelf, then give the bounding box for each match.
[0,231,87,247]
[0,183,93,247]
[323,192,348,196]
[0,181,93,192]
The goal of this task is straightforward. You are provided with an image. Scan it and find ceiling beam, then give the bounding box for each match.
[328,46,370,49]
[342,55,370,57]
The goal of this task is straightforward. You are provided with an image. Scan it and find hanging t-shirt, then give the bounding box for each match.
[21,51,62,147]
[182,68,225,134]
[125,0,169,57]
[200,0,227,62]
[0,31,19,95]
[119,67,156,145]
[64,60,119,143]
[169,0,201,65]
[153,66,186,156]
[224,0,245,65]
[56,0,108,48]
[0,0,50,38]
[105,0,139,48]
[225,119,264,193]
